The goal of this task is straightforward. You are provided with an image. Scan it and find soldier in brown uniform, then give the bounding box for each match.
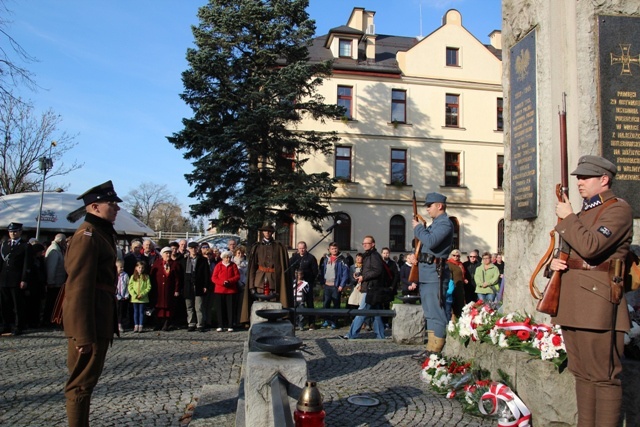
[240,224,290,324]
[63,181,122,427]
[549,155,632,427]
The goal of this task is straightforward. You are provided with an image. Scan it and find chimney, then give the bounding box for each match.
[489,30,502,50]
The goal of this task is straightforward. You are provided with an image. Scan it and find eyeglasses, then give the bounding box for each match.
[469,255,477,258]
[482,256,490,260]
[452,254,460,258]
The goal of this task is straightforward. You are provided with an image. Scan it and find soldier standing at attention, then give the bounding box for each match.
[240,224,289,324]
[63,181,122,427]
[411,192,454,361]
[549,155,632,427]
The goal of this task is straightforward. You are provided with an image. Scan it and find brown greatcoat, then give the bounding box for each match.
[552,189,632,331]
[63,214,119,346]
[240,239,289,323]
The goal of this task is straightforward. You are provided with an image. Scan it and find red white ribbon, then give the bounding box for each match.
[479,382,531,427]
[495,317,552,334]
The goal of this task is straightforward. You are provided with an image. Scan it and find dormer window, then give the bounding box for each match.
[339,39,353,58]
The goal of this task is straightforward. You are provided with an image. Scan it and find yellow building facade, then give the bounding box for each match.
[290,8,504,259]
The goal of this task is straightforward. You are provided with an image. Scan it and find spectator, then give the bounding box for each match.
[212,251,240,332]
[149,247,182,331]
[292,270,309,330]
[181,242,211,332]
[400,253,418,296]
[200,242,217,329]
[341,236,386,340]
[142,239,158,273]
[474,252,500,303]
[446,249,466,321]
[288,241,318,329]
[462,249,481,303]
[318,242,349,329]
[44,233,67,325]
[347,253,364,309]
[169,241,182,262]
[380,247,399,329]
[233,246,248,328]
[128,261,151,333]
[27,243,47,328]
[115,260,130,333]
[123,240,146,276]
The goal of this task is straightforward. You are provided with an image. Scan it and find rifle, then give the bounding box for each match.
[529,93,569,316]
[408,191,426,284]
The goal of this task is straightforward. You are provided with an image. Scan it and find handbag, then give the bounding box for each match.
[145,307,156,317]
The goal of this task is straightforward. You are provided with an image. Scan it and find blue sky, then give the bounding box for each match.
[6,0,500,216]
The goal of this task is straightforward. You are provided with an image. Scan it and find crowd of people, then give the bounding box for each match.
[0,223,507,337]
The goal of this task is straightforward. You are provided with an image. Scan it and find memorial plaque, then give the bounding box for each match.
[509,30,538,220]
[599,15,640,217]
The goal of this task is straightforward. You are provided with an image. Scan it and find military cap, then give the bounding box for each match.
[187,241,199,249]
[571,155,617,179]
[7,222,23,231]
[258,223,276,232]
[424,192,447,206]
[77,180,123,206]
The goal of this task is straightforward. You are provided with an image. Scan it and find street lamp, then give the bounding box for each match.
[35,141,56,241]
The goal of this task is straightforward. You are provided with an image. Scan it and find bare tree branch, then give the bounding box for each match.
[0,93,82,195]
[123,182,179,226]
[0,1,38,98]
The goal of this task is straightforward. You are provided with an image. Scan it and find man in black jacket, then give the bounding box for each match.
[181,242,211,332]
[341,236,386,340]
[0,222,32,336]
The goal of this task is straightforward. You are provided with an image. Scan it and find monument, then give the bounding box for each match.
[444,1,640,425]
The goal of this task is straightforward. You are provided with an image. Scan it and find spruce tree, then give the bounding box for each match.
[168,0,343,234]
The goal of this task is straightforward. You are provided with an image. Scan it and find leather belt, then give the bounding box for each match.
[258,266,275,273]
[566,258,610,272]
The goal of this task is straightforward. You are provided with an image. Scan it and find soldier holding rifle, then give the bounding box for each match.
[410,192,454,361]
[549,155,632,427]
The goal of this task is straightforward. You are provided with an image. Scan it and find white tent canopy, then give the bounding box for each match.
[0,192,156,238]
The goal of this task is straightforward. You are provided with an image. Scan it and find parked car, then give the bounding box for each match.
[194,233,244,251]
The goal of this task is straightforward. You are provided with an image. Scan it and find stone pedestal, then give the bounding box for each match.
[392,303,424,345]
[250,301,284,325]
[244,351,307,427]
[249,321,295,351]
[444,339,640,426]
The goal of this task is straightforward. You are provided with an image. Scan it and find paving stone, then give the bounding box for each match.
[0,327,493,426]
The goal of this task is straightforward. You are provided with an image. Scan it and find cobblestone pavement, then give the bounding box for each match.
[0,326,493,426]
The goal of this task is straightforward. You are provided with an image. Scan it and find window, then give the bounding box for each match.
[390,149,407,184]
[334,213,351,251]
[391,89,406,123]
[497,155,504,189]
[449,217,460,250]
[445,152,461,187]
[497,98,504,131]
[337,85,353,119]
[389,215,406,252]
[335,146,352,180]
[445,94,459,127]
[339,39,352,58]
[446,47,459,66]
[497,219,505,254]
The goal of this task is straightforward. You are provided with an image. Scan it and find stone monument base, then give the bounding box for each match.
[444,339,640,426]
